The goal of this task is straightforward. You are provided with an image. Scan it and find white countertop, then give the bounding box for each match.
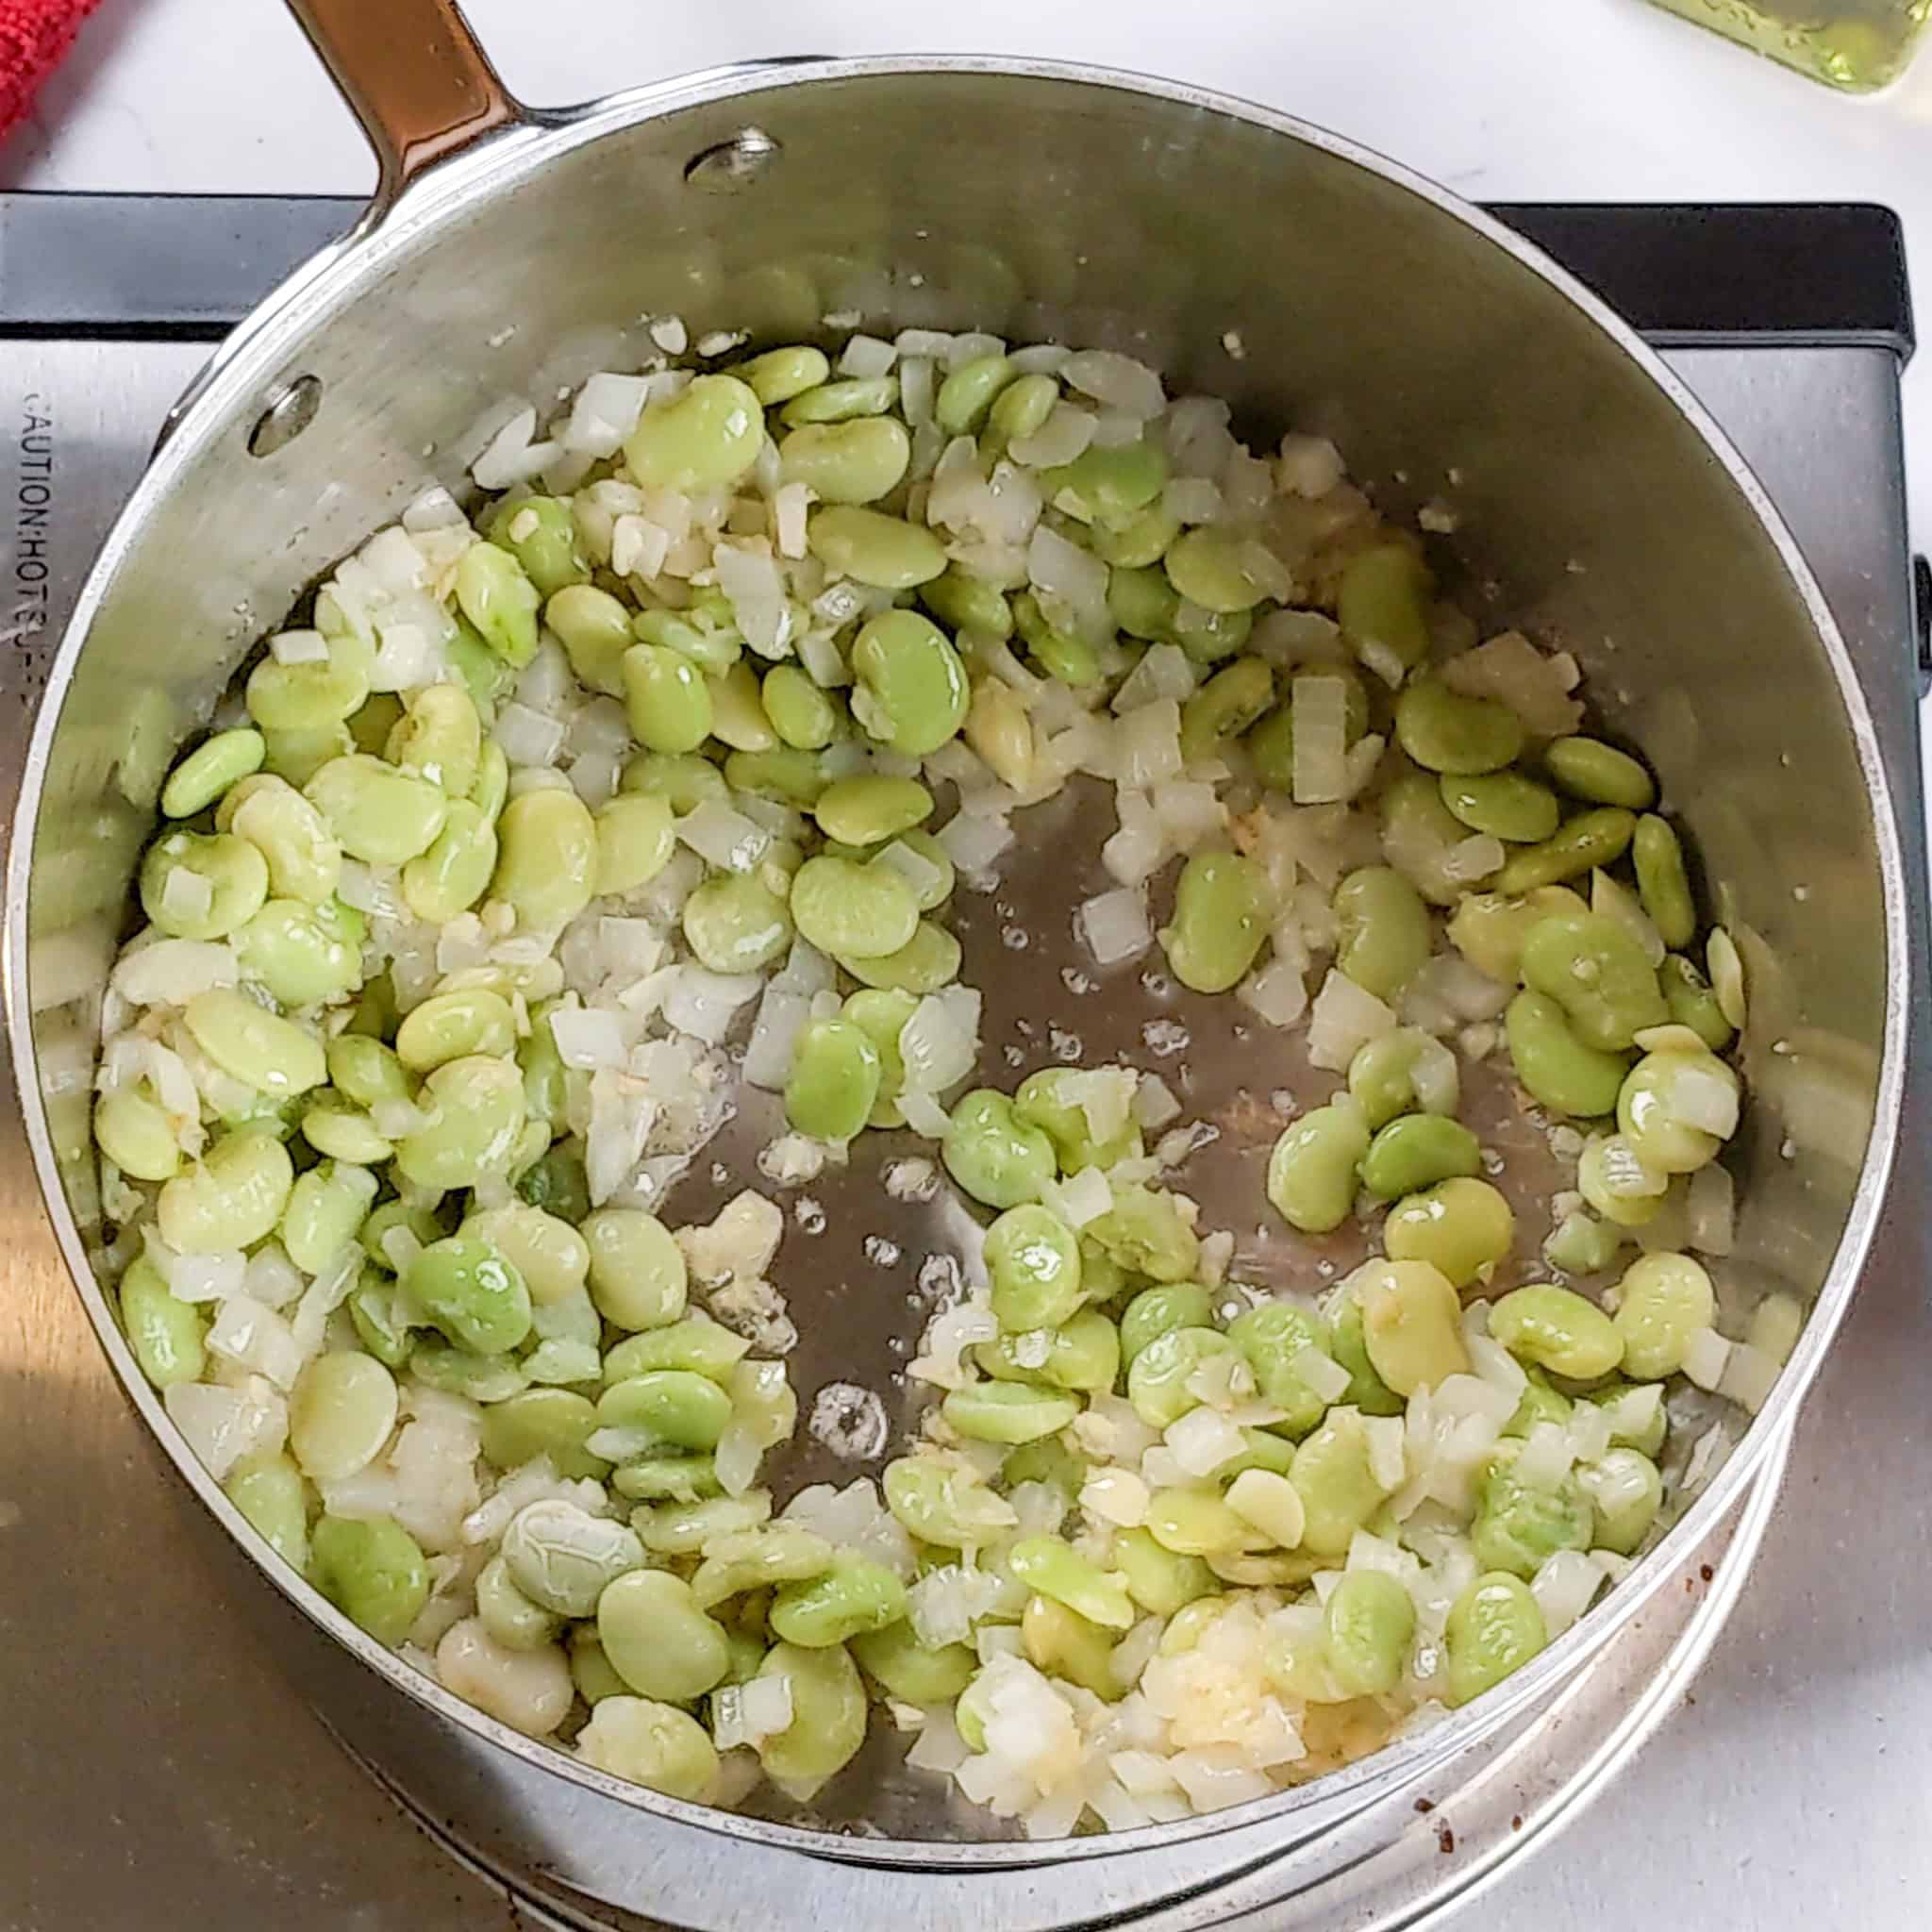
[7,0,1932,549]
[3,8,1930,1928]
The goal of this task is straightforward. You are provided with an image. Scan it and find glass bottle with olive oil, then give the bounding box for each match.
[1647,0,1930,89]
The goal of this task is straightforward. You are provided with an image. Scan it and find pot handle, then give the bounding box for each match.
[285,0,523,200]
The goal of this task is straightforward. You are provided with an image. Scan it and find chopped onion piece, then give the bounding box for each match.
[1026,524,1109,639]
[1565,1398,1614,1468]
[547,1006,627,1071]
[1276,433,1345,498]
[1466,1331,1527,1397]
[1042,1166,1112,1230]
[1306,970,1397,1072]
[774,482,812,559]
[1708,927,1747,1029]
[1079,1466,1150,1528]
[925,436,991,532]
[158,867,214,925]
[112,940,238,1008]
[1133,1073,1181,1130]
[1600,1381,1663,1446]
[1291,1346,1353,1406]
[1252,608,1346,669]
[1063,349,1165,419]
[166,1249,246,1304]
[872,838,948,904]
[164,1376,286,1481]
[897,355,936,425]
[1687,1164,1736,1256]
[1291,675,1348,803]
[1409,1034,1461,1114]
[1009,403,1098,469]
[1110,642,1196,714]
[908,1303,999,1390]
[838,332,896,377]
[773,939,835,997]
[898,1088,953,1138]
[933,809,1015,885]
[561,373,650,457]
[1532,1548,1606,1639]
[1674,1066,1740,1140]
[1164,1406,1247,1477]
[1150,780,1224,847]
[269,627,330,666]
[493,702,567,768]
[1442,834,1505,884]
[661,967,761,1046]
[1365,1416,1408,1491]
[1441,631,1583,737]
[1514,1420,1574,1490]
[609,513,671,580]
[402,485,468,533]
[1719,1341,1780,1414]
[714,541,794,658]
[1100,791,1166,888]
[243,1243,305,1311]
[1114,700,1183,791]
[900,990,980,1094]
[675,798,771,874]
[1162,476,1224,525]
[471,405,538,490]
[1239,958,1307,1029]
[1681,1324,1732,1391]
[1077,888,1152,967]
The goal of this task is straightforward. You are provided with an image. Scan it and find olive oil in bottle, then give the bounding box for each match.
[1646,0,1930,90]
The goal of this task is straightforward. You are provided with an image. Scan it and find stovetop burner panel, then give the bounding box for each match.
[0,195,1924,1932]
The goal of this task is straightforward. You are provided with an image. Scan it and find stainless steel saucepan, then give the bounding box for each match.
[5,1,1907,1923]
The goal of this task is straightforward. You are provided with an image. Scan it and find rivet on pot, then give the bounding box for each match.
[248,375,323,458]
[684,127,782,193]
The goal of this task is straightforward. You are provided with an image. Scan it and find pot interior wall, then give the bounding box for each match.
[18,63,1889,1838]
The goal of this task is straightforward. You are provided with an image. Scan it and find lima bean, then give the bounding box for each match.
[491,788,597,929]
[1353,1257,1468,1395]
[849,608,969,752]
[1520,912,1668,1052]
[1158,850,1272,994]
[809,508,948,591]
[1324,1570,1416,1697]
[1505,991,1630,1119]
[1334,866,1432,1001]
[753,1641,868,1801]
[1611,1250,1715,1378]
[771,1556,908,1647]
[1543,736,1656,810]
[1291,1407,1392,1557]
[941,1090,1056,1209]
[984,1202,1085,1332]
[1393,678,1524,774]
[598,1567,731,1701]
[1495,808,1637,895]
[790,854,920,960]
[1266,1098,1370,1233]
[310,1513,428,1647]
[1489,1283,1624,1381]
[1444,1572,1546,1707]
[1384,1177,1513,1288]
[120,1256,207,1388]
[1360,1112,1482,1200]
[625,374,764,492]
[1226,1303,1335,1437]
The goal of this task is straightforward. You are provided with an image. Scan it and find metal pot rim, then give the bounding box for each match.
[6,51,1908,1868]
